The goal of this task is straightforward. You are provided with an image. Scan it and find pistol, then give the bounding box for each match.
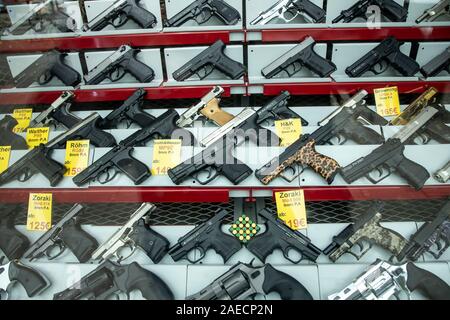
[168,209,241,263]
[91,203,169,263]
[345,37,420,77]
[165,0,241,27]
[23,204,99,263]
[84,45,155,85]
[247,208,321,263]
[13,50,81,88]
[420,46,450,78]
[332,0,408,23]
[323,204,409,262]
[83,0,157,31]
[262,36,336,79]
[416,0,450,23]
[172,40,245,81]
[98,88,156,129]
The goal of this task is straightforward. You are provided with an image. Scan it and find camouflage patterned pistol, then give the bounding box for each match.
[323,204,408,262]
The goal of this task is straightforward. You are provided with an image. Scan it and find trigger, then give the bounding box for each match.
[113,12,128,27]
[196,65,214,80]
[18,168,32,182]
[372,61,388,75]
[38,71,52,85]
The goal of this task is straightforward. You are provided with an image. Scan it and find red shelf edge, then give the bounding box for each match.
[0,185,448,203]
[0,31,233,53]
[260,26,450,42]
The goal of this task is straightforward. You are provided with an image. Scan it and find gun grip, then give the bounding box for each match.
[262,264,313,300]
[125,262,174,300]
[246,230,276,263]
[9,261,48,297]
[394,156,430,190]
[214,54,246,79]
[122,56,155,83]
[406,263,450,300]
[209,0,241,25]
[299,0,326,22]
[129,220,170,263]
[51,56,81,87]
[388,51,420,76]
[209,229,242,262]
[128,3,157,28]
[59,219,99,263]
[297,140,340,184]
[423,118,450,143]
[200,98,234,126]
[113,148,151,185]
[0,226,30,260]
[219,163,253,185]
[33,148,66,186]
[302,46,336,77]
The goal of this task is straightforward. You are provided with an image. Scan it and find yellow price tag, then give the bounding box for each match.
[374,87,401,117]
[64,140,90,177]
[275,189,307,230]
[274,118,303,147]
[12,108,33,133]
[151,139,182,175]
[0,146,11,174]
[26,127,49,148]
[27,193,52,231]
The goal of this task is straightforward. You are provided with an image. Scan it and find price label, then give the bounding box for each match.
[151,139,182,175]
[27,193,52,231]
[374,87,401,117]
[275,189,307,230]
[12,108,33,133]
[274,118,303,147]
[0,146,11,174]
[64,140,90,177]
[26,127,49,148]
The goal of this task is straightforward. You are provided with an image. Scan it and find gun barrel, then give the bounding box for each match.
[434,161,450,183]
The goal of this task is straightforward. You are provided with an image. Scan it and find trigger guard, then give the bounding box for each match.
[372,61,388,75]
[193,167,219,185]
[196,65,214,80]
[187,246,205,264]
[195,8,212,24]
[112,12,128,27]
[282,8,299,22]
[279,165,300,183]
[284,247,303,264]
[98,168,119,184]
[109,67,126,82]
[18,168,32,182]
[286,61,302,77]
[38,71,52,85]
[46,241,65,260]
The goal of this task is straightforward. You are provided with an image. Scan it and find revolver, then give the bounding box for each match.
[323,204,408,262]
[251,0,326,25]
[0,206,30,261]
[84,45,155,85]
[329,259,450,300]
[53,260,174,300]
[168,209,241,263]
[83,0,157,31]
[23,204,99,263]
[91,203,169,263]
[165,0,241,27]
[188,261,313,300]
[0,258,50,300]
[172,40,246,81]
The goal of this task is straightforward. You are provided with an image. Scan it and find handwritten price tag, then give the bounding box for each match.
[151,139,182,175]
[64,140,90,177]
[274,118,302,147]
[27,193,52,231]
[275,190,307,230]
[26,127,49,148]
[12,108,33,133]
[374,87,401,117]
[0,146,11,174]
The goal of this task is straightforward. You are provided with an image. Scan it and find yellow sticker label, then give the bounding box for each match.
[274,118,303,147]
[275,189,307,230]
[0,146,11,174]
[151,139,182,175]
[12,108,33,133]
[374,87,401,117]
[27,193,52,231]
[64,140,90,177]
[26,127,49,148]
